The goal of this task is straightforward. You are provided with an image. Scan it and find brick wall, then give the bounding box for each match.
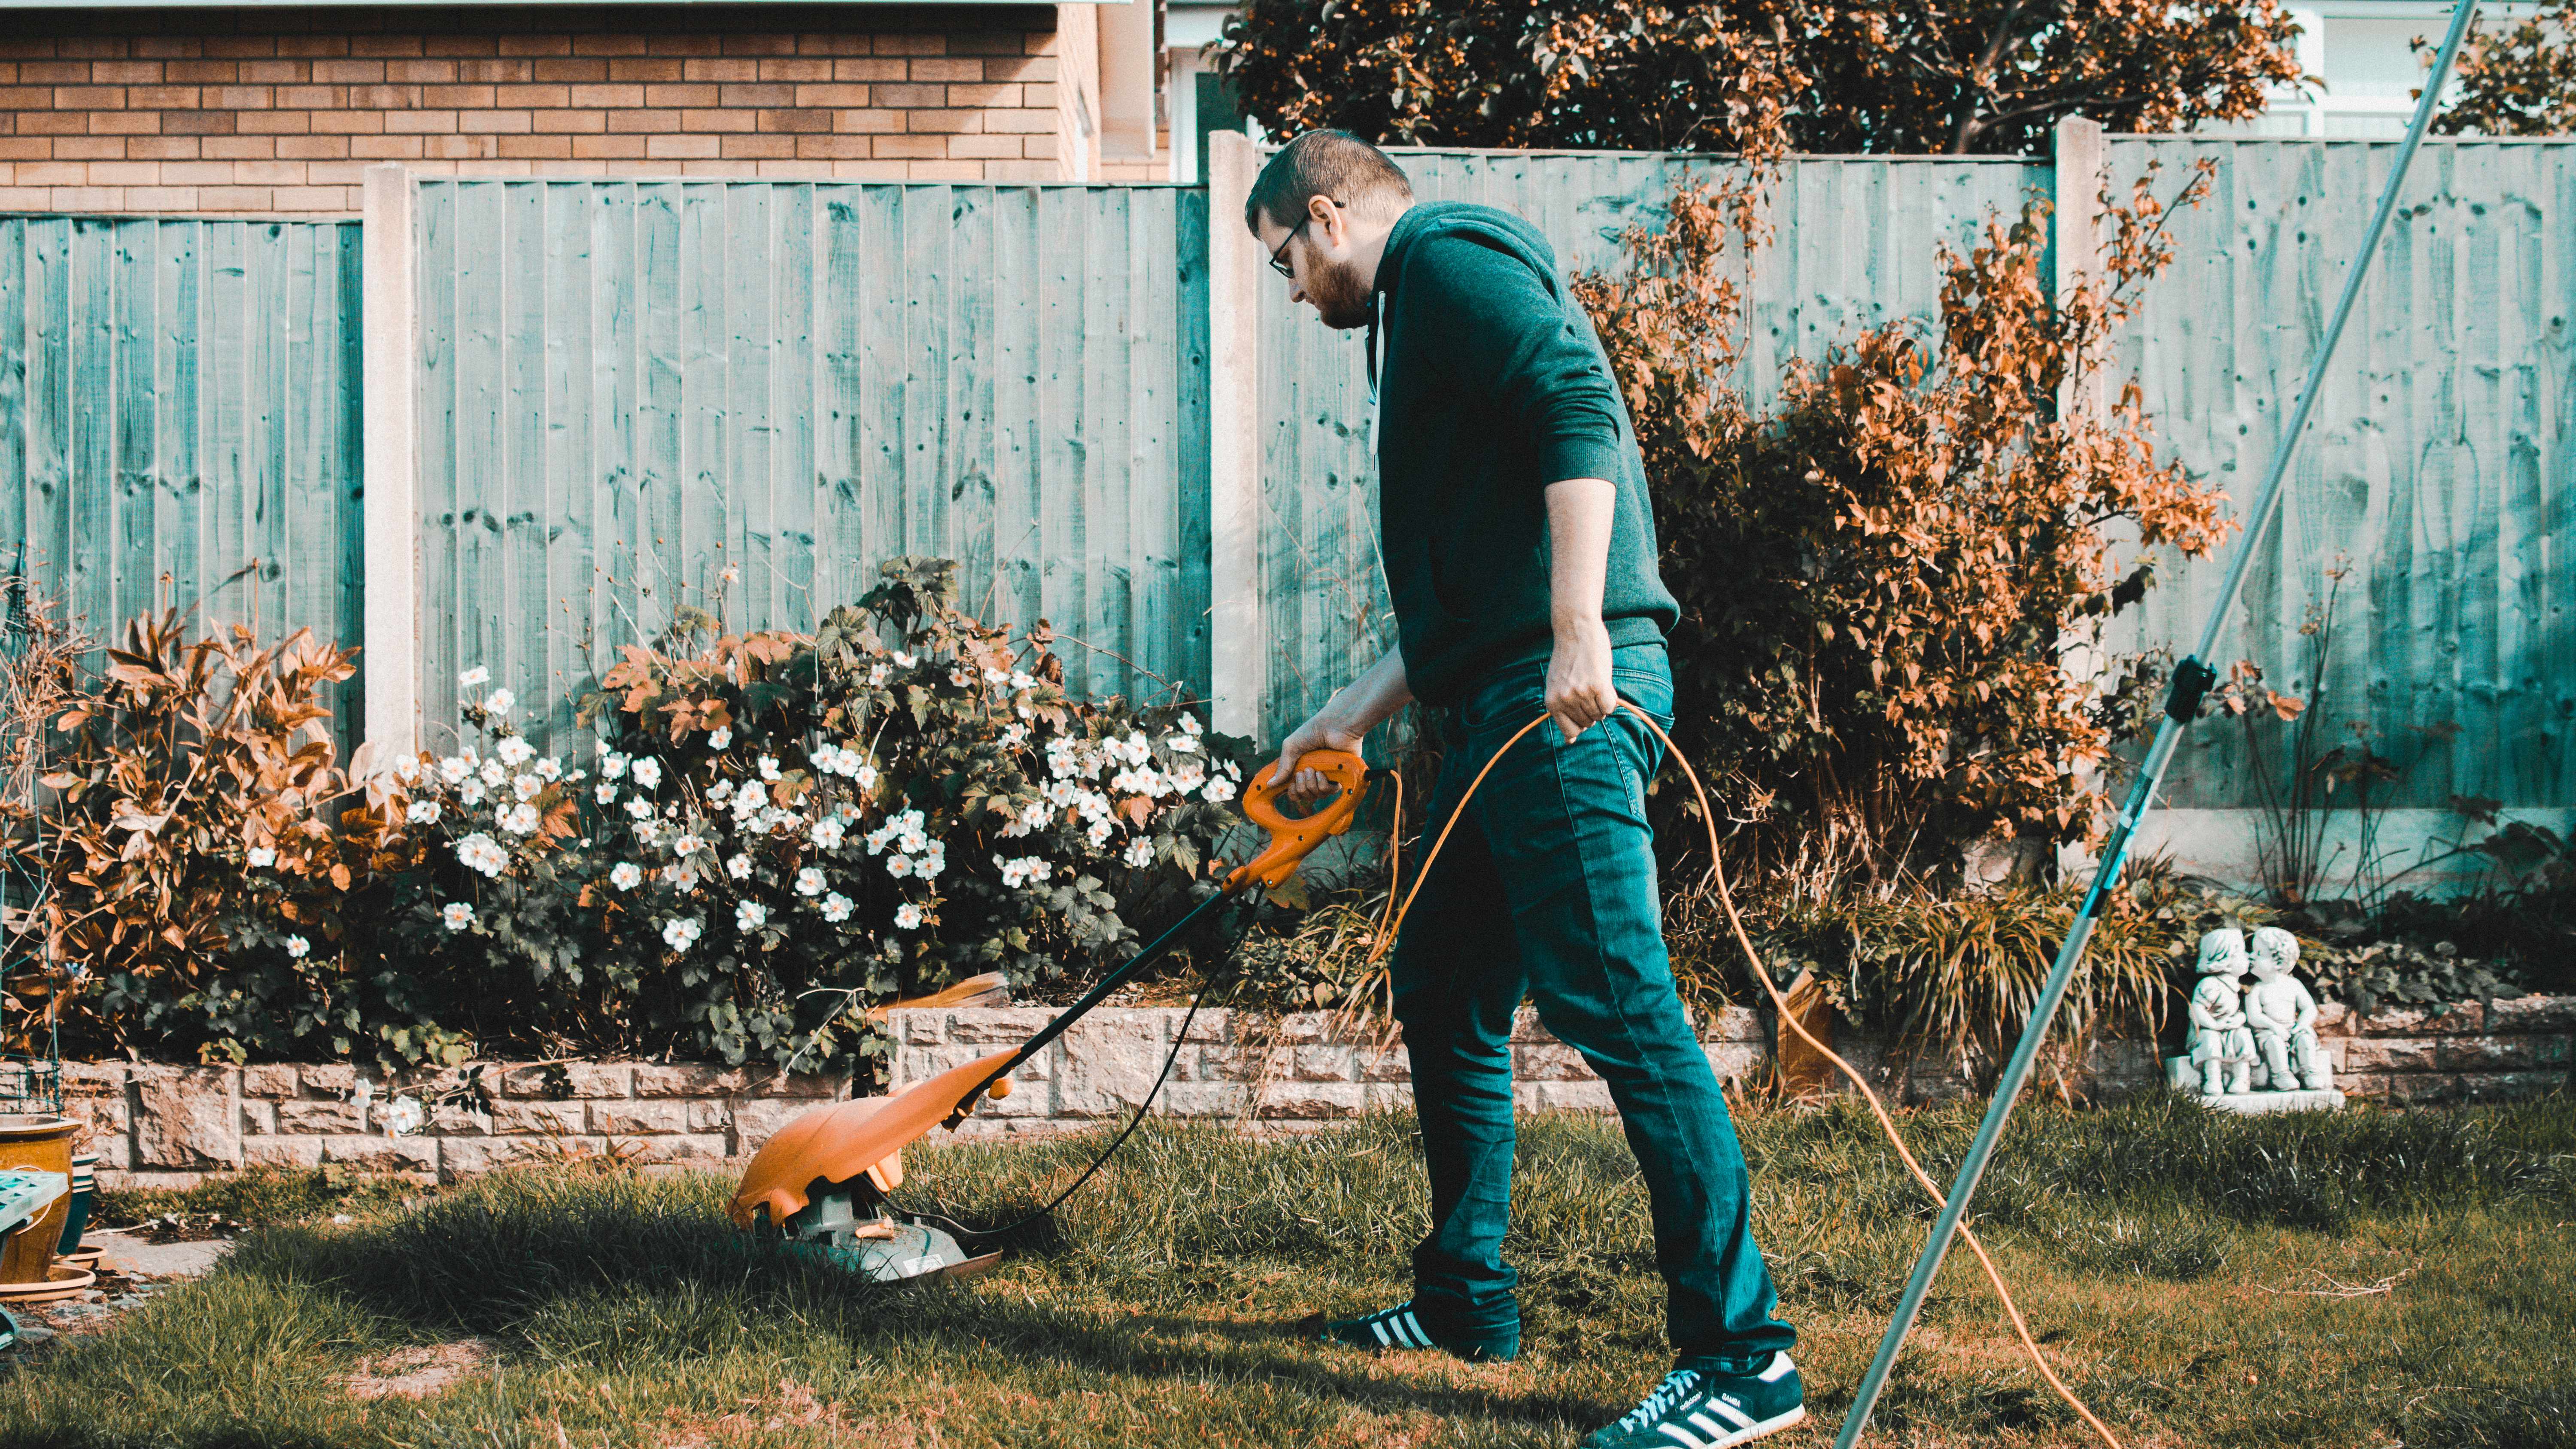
[0,4,1084,214]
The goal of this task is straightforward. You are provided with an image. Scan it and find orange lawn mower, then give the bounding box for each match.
[723,748,1375,1284]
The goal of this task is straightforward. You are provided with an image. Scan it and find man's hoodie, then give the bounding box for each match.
[1370,201,1679,707]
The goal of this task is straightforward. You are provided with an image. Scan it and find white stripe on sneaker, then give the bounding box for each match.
[1706,1398,1757,1430]
[1689,1410,1734,1439]
[1370,1318,1393,1346]
[1757,1352,1796,1384]
[1397,1312,1427,1348]
[1656,1425,1706,1449]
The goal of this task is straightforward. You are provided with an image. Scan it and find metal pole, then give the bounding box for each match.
[1832,6,2480,1443]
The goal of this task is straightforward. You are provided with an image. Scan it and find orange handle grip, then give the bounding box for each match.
[1224,749,1370,893]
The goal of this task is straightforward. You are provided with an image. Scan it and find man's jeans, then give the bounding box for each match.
[1391,642,1795,1368]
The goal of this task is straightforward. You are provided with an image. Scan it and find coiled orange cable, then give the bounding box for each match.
[1349,705,2121,1449]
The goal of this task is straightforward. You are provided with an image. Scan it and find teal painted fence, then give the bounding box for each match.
[2103,137,2576,808]
[0,214,364,742]
[410,179,1212,750]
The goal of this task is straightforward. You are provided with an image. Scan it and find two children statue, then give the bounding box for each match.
[2185,927,2333,1097]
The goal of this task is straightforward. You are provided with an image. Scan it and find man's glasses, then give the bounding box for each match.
[1267,199,1344,279]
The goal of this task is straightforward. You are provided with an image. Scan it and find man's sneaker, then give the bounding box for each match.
[1316,1301,1519,1363]
[1581,1353,1804,1449]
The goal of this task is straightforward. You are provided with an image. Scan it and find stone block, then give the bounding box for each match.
[60,1062,127,1098]
[1054,1014,1167,1118]
[1513,1043,1596,1083]
[431,1104,492,1136]
[631,1064,746,1098]
[241,1136,326,1169]
[1158,1082,1250,1116]
[887,1009,947,1045]
[2455,1070,2569,1101]
[1358,1046,1413,1083]
[1510,1008,1554,1045]
[490,1100,586,1135]
[238,1101,277,1135]
[2441,1035,2563,1072]
[2342,1038,2440,1074]
[1704,1042,1767,1083]
[501,1063,632,1099]
[1253,1082,1364,1118]
[240,1065,300,1099]
[592,1101,689,1135]
[2314,1002,2353,1037]
[1519,1080,1616,1113]
[2487,995,2576,1034]
[945,1007,1064,1045]
[133,1067,239,1170]
[318,1135,439,1174]
[298,1064,361,1097]
[1284,1046,1359,1083]
[893,1043,1031,1090]
[618,1133,730,1166]
[686,1100,733,1133]
[2339,1072,2391,1099]
[1701,1006,1764,1042]
[1179,1009,1232,1043]
[1262,1013,1337,1046]
[729,1096,823,1152]
[86,1133,131,1170]
[977,1063,1051,1118]
[440,1136,580,1178]
[2355,1004,2479,1037]
[276,1099,368,1134]
[2388,1072,2462,1104]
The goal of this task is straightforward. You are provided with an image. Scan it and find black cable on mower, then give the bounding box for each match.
[897,902,1258,1245]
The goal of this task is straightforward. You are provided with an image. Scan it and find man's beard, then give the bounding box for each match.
[1307,255,1374,331]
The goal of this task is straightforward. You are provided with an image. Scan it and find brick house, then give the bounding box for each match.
[0,2,1206,213]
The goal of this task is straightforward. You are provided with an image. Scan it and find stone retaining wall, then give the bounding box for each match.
[66,995,2576,1191]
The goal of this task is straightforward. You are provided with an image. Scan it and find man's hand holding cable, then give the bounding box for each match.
[1543,477,1618,743]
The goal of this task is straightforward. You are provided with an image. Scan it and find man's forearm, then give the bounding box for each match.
[1544,477,1615,628]
[1321,646,1414,738]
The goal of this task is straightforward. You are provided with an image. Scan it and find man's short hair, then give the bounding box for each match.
[1244,130,1414,234]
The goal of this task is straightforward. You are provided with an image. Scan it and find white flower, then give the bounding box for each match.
[458,665,490,688]
[496,736,535,768]
[1086,818,1114,849]
[629,756,663,790]
[1010,670,1034,690]
[284,934,310,959]
[458,779,488,807]
[499,802,541,835]
[758,755,781,782]
[854,764,878,789]
[662,917,702,951]
[408,799,442,826]
[246,845,276,868]
[1171,760,1208,794]
[893,903,924,931]
[1181,713,1203,736]
[1166,733,1202,754]
[820,891,854,922]
[1123,840,1155,869]
[916,841,946,879]
[439,755,471,784]
[484,688,516,715]
[708,778,734,802]
[440,902,474,931]
[394,755,423,782]
[726,854,753,880]
[809,817,846,851]
[869,664,890,687]
[708,726,733,749]
[479,760,507,789]
[673,833,706,857]
[624,797,653,821]
[601,752,629,780]
[456,832,508,877]
[610,862,644,890]
[950,665,975,687]
[632,820,663,847]
[382,1096,426,1137]
[1000,723,1029,750]
[984,667,1010,685]
[535,756,561,781]
[735,900,768,933]
[1201,776,1237,804]
[512,774,543,802]
[595,781,619,805]
[995,854,1053,888]
[894,651,916,668]
[795,866,826,896]
[886,854,914,878]
[1075,790,1112,824]
[833,802,863,825]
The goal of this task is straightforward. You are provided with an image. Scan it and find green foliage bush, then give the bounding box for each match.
[19,560,1252,1072]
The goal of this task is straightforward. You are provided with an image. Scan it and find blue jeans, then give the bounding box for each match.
[1392,642,1795,1369]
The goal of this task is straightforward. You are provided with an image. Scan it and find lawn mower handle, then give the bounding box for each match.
[1225,749,1370,893]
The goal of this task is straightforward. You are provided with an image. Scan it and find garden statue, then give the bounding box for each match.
[2185,928,2257,1097]
[2245,926,2332,1092]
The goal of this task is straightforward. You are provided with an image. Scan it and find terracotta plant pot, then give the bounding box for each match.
[0,1115,79,1285]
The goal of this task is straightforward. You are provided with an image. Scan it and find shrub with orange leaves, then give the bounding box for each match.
[1577,163,2236,887]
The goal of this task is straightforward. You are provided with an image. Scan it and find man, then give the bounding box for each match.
[1252,131,1802,1449]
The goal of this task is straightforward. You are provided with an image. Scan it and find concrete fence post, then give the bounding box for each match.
[360,164,419,761]
[1206,131,1266,742]
[2052,115,2109,423]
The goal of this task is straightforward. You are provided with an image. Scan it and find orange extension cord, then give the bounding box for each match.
[1351,705,2122,1449]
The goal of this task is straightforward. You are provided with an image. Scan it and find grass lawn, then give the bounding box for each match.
[3,1091,2572,1448]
